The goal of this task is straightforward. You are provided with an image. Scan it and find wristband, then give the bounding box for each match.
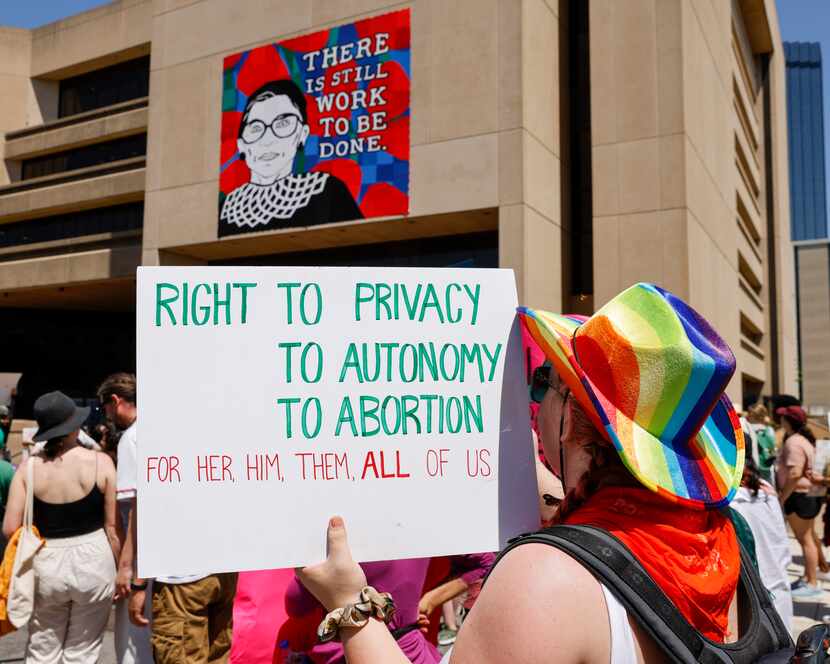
[317,586,395,643]
[130,581,149,591]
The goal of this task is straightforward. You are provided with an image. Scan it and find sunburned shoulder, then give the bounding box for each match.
[451,543,610,664]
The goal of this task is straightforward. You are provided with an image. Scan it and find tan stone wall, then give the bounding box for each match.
[589,0,740,402]
[5,105,148,159]
[499,0,562,310]
[589,0,795,405]
[0,244,141,292]
[0,168,145,222]
[797,244,830,410]
[682,0,741,403]
[142,0,562,307]
[0,8,150,297]
[1,0,801,385]
[30,0,152,78]
[0,28,34,185]
[145,0,510,245]
[590,0,689,308]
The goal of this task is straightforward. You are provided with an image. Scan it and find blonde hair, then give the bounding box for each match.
[746,403,770,425]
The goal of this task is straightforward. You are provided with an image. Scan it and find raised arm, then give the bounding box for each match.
[297,518,610,664]
[296,517,410,664]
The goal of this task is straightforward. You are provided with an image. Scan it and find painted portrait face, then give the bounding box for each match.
[238,94,310,185]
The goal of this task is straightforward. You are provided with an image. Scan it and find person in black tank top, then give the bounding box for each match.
[2,391,119,664]
[32,453,106,539]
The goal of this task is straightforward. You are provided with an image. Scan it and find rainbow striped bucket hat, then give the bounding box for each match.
[518,283,744,510]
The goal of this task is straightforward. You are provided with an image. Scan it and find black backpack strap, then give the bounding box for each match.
[490,524,793,664]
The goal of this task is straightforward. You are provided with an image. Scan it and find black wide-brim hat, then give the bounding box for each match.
[32,391,90,442]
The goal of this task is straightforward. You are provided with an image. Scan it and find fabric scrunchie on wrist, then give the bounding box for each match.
[317,586,396,643]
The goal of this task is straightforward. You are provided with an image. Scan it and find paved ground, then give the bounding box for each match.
[0,531,825,662]
[788,537,830,635]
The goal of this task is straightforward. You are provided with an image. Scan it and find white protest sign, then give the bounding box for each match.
[136,267,537,576]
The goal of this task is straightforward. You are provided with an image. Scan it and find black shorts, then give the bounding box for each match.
[784,493,823,519]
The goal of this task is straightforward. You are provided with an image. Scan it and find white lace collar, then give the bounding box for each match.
[221,171,329,229]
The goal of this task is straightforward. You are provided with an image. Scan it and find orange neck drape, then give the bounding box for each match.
[564,486,740,642]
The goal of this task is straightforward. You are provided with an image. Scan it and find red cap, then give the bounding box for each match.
[775,405,807,426]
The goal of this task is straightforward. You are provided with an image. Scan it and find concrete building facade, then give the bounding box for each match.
[0,0,797,414]
[785,41,830,413]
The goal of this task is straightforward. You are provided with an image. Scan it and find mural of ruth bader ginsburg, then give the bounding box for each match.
[220,80,363,234]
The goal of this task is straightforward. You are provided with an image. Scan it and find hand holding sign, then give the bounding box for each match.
[295,516,367,612]
[136,266,537,577]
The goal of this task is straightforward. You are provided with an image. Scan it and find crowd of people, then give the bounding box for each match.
[0,374,494,664]
[0,282,827,663]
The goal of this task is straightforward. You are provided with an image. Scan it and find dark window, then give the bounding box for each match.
[567,0,593,297]
[0,307,136,419]
[21,134,146,180]
[215,231,498,269]
[0,202,143,249]
[58,56,150,118]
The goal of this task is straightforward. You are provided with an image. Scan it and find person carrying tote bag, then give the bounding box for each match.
[0,459,43,636]
[2,391,120,664]
[7,458,44,627]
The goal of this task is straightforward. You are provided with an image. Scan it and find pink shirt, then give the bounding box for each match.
[777,433,814,493]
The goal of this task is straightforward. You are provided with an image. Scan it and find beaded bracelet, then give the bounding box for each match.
[317,586,396,643]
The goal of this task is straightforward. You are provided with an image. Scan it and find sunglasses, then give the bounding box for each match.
[531,364,553,403]
[542,493,560,506]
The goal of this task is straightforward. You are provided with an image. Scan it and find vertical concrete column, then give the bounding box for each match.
[0,28,34,185]
[500,202,562,309]
[589,0,689,310]
[499,0,563,311]
[588,0,755,404]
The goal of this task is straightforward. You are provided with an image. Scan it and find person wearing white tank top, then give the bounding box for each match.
[438,585,637,664]
[600,585,639,664]
[293,285,749,664]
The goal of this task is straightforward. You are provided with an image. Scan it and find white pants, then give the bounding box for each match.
[115,584,153,664]
[26,529,116,664]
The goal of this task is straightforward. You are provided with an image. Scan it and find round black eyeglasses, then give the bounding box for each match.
[241,114,301,144]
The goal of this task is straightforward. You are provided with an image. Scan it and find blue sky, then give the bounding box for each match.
[0,1,110,28]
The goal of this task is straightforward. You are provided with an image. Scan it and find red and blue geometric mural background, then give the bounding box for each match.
[219,9,410,229]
